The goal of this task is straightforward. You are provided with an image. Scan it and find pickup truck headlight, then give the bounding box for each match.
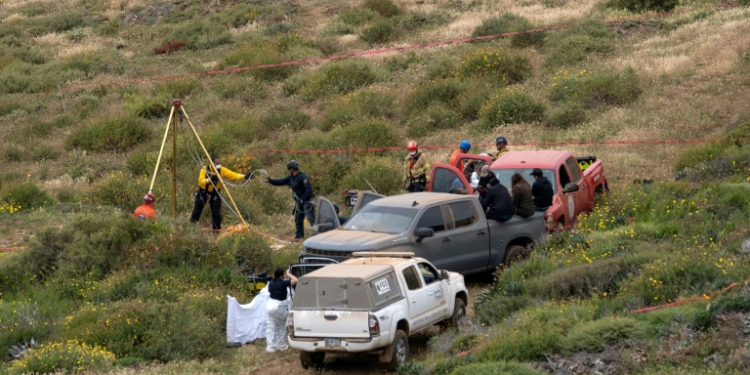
[368,314,380,336]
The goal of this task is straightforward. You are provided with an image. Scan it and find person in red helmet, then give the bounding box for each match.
[133,193,156,219]
[403,141,430,192]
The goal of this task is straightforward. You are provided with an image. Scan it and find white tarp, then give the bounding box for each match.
[226,287,269,344]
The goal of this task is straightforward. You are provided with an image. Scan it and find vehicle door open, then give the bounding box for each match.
[428,163,474,194]
[312,197,340,235]
[351,190,386,216]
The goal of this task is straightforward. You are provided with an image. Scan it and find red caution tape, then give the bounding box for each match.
[628,280,745,314]
[0,4,740,109]
[0,246,25,252]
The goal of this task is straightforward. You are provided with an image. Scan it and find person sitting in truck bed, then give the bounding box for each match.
[531,168,554,212]
[510,173,534,218]
[481,178,514,223]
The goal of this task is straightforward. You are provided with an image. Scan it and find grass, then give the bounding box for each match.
[1,0,750,374]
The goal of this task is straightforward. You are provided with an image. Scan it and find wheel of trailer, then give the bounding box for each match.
[300,351,325,369]
[503,244,525,268]
[387,330,409,371]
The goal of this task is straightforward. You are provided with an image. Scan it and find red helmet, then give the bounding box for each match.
[143,193,155,204]
[407,140,418,152]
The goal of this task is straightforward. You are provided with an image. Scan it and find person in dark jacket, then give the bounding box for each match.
[510,173,534,218]
[477,165,496,188]
[265,267,298,353]
[530,168,554,211]
[481,178,514,222]
[266,160,316,239]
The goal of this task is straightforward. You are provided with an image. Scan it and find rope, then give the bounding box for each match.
[149,106,175,193]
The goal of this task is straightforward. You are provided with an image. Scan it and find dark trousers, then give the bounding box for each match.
[486,211,512,223]
[190,190,222,230]
[294,202,316,239]
[534,206,550,212]
[407,181,425,192]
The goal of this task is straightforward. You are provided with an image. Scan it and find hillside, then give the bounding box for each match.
[1,0,750,374]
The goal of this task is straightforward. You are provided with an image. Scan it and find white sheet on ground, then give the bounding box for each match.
[226,287,269,344]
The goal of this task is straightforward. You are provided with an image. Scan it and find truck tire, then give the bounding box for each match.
[503,244,525,268]
[386,330,409,371]
[447,298,466,329]
[300,351,325,369]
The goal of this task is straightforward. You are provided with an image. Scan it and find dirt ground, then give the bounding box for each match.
[247,282,486,375]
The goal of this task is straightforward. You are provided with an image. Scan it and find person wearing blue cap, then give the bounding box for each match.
[449,140,471,172]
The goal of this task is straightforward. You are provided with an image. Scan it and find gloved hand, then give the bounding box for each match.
[210,174,219,184]
[245,172,253,180]
[265,177,272,184]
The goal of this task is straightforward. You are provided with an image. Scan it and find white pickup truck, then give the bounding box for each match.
[287,252,468,370]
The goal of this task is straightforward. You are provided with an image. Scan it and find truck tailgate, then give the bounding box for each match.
[293,310,371,338]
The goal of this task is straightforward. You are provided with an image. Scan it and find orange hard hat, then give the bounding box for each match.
[407,140,418,152]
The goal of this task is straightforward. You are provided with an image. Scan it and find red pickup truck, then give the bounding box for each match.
[428,150,608,230]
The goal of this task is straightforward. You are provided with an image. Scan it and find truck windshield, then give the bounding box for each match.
[343,205,417,234]
[492,168,557,193]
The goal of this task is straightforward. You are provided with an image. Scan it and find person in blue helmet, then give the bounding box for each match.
[449,140,471,172]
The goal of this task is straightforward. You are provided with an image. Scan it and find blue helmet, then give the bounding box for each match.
[459,140,471,151]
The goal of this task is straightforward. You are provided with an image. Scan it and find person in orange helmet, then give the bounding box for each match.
[133,193,156,219]
[403,141,430,192]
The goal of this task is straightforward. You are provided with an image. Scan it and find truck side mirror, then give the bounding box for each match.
[563,182,579,193]
[439,270,450,280]
[415,227,435,243]
[315,223,334,234]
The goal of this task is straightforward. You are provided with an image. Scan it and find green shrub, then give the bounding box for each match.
[329,118,399,149]
[123,93,170,119]
[406,79,466,114]
[219,118,266,143]
[322,20,356,36]
[710,295,750,315]
[304,59,382,98]
[2,146,26,162]
[337,156,403,195]
[472,14,545,49]
[406,104,460,137]
[543,22,617,68]
[339,8,382,26]
[154,78,201,98]
[30,145,59,162]
[608,0,679,12]
[393,11,452,32]
[458,48,531,84]
[550,68,641,109]
[0,182,53,210]
[88,172,149,210]
[216,232,273,271]
[321,91,394,129]
[478,89,545,128]
[197,132,235,160]
[360,20,396,43]
[62,52,109,79]
[66,117,151,152]
[263,109,312,132]
[29,11,88,36]
[449,361,547,375]
[560,317,644,353]
[127,152,158,176]
[95,18,121,36]
[479,327,562,361]
[21,120,55,139]
[363,0,402,18]
[8,340,115,375]
[220,46,294,82]
[475,295,533,325]
[545,101,587,128]
[674,142,731,171]
[212,76,267,104]
[168,19,232,50]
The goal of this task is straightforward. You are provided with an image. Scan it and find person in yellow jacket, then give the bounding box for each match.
[403,141,430,192]
[190,157,253,230]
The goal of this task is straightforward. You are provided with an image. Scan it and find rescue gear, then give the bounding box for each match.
[133,204,156,219]
[287,160,300,171]
[143,192,155,204]
[268,170,316,238]
[407,140,418,152]
[460,140,471,151]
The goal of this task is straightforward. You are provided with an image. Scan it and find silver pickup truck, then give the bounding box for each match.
[302,192,546,276]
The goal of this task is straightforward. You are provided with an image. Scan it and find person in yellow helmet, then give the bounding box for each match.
[190,157,254,230]
[403,141,430,192]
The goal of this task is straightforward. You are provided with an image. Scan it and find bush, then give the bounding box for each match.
[545,101,587,128]
[124,93,170,119]
[406,79,466,115]
[458,48,532,84]
[2,146,26,162]
[212,76,267,104]
[360,20,396,43]
[21,120,55,139]
[472,14,545,49]
[560,317,644,353]
[66,117,151,152]
[322,20,356,36]
[216,232,273,271]
[220,46,294,82]
[475,295,533,325]
[337,156,403,195]
[8,340,115,375]
[30,145,60,162]
[167,19,232,50]
[609,0,679,12]
[550,68,641,109]
[153,78,201,98]
[449,362,547,375]
[303,59,382,98]
[393,11,452,32]
[263,109,312,132]
[0,182,54,210]
[363,0,402,18]
[329,118,399,149]
[709,295,750,315]
[478,89,545,128]
[543,22,617,68]
[321,91,395,130]
[88,172,148,210]
[127,152,158,176]
[29,11,88,36]
[406,104,460,137]
[218,118,266,143]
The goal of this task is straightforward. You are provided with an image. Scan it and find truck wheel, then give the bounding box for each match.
[386,330,409,371]
[447,298,466,329]
[300,351,325,369]
[503,245,525,268]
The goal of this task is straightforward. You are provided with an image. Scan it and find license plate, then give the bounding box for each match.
[325,338,341,347]
[350,196,358,205]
